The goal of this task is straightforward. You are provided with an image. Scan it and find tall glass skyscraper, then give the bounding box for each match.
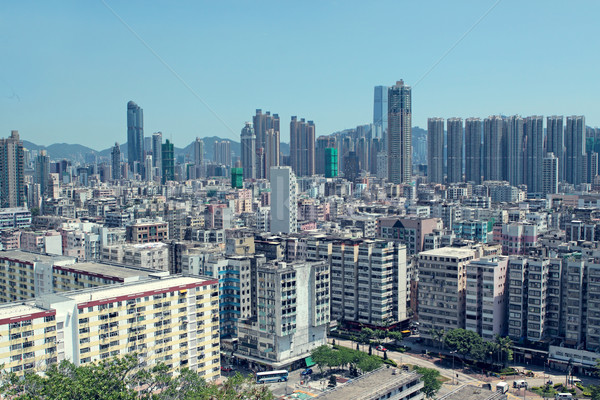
[546,116,564,182]
[504,115,524,186]
[387,80,412,184]
[373,86,389,142]
[565,115,586,185]
[524,116,544,194]
[127,101,144,173]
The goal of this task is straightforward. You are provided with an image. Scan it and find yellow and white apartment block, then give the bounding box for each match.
[0,276,220,379]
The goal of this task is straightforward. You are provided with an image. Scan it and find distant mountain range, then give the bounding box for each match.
[21,128,426,164]
[22,137,290,164]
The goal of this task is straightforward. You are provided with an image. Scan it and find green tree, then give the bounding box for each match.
[429,328,446,351]
[388,331,404,346]
[444,328,484,363]
[360,327,375,345]
[415,367,442,399]
[357,354,382,373]
[495,335,513,367]
[374,329,387,344]
[591,384,600,400]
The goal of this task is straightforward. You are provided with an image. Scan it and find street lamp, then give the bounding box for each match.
[450,351,457,384]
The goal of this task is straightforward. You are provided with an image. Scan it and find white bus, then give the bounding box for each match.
[255,370,289,383]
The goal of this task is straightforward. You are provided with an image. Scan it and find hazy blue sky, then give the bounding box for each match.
[1,0,599,150]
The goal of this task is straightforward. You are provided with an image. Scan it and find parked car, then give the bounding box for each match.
[301,368,313,376]
[221,365,234,372]
[376,345,387,352]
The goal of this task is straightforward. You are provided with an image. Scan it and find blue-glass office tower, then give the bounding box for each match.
[127,101,144,173]
[373,85,389,142]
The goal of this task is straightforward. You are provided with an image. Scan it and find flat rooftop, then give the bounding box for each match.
[0,302,47,321]
[314,368,421,400]
[438,385,506,400]
[53,262,155,279]
[0,250,74,265]
[419,247,476,258]
[63,276,213,304]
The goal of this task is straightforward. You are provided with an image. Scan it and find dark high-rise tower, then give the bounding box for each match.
[253,110,280,179]
[111,142,121,180]
[35,150,50,197]
[387,80,412,184]
[465,118,482,184]
[290,117,315,177]
[427,118,444,184]
[524,116,544,194]
[483,116,503,181]
[240,122,256,180]
[373,86,389,141]
[447,118,464,184]
[161,139,175,183]
[565,115,586,185]
[546,116,564,182]
[504,115,524,186]
[127,101,144,174]
[0,131,25,208]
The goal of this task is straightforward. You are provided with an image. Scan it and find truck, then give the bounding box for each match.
[496,382,509,394]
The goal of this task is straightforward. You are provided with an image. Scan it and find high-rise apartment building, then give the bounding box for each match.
[373,85,389,141]
[547,116,564,182]
[465,256,508,341]
[34,150,50,197]
[565,115,586,185]
[465,118,482,184]
[194,137,204,166]
[504,115,524,186]
[329,239,407,328]
[290,117,315,177]
[324,148,338,178]
[161,139,175,183]
[236,259,330,368]
[0,276,220,378]
[253,110,280,179]
[111,142,121,180]
[483,115,504,181]
[213,140,231,166]
[427,118,444,184]
[542,152,559,195]
[270,166,297,234]
[387,80,412,184]
[524,116,544,194]
[151,132,162,173]
[240,123,256,180]
[418,247,477,342]
[0,131,25,208]
[447,118,463,184]
[126,101,144,173]
[315,136,336,175]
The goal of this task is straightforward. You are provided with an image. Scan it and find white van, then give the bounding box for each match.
[555,393,573,400]
[496,382,509,394]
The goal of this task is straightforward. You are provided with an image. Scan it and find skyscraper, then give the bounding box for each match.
[483,116,503,181]
[152,132,162,180]
[447,118,464,184]
[0,131,25,208]
[194,137,204,166]
[240,122,256,180]
[162,139,174,184]
[373,85,389,141]
[524,116,544,194]
[315,135,336,175]
[542,152,559,195]
[253,110,280,179]
[387,80,412,184]
[145,155,153,182]
[289,117,315,177]
[465,118,482,184]
[565,115,586,185]
[213,140,231,166]
[546,116,564,182]
[127,101,144,173]
[111,142,121,180]
[270,166,297,234]
[325,147,338,178]
[427,117,444,184]
[504,115,524,186]
[34,150,50,197]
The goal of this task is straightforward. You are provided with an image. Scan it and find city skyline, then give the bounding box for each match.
[2,1,600,149]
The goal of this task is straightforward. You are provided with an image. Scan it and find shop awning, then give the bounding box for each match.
[305,356,316,368]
